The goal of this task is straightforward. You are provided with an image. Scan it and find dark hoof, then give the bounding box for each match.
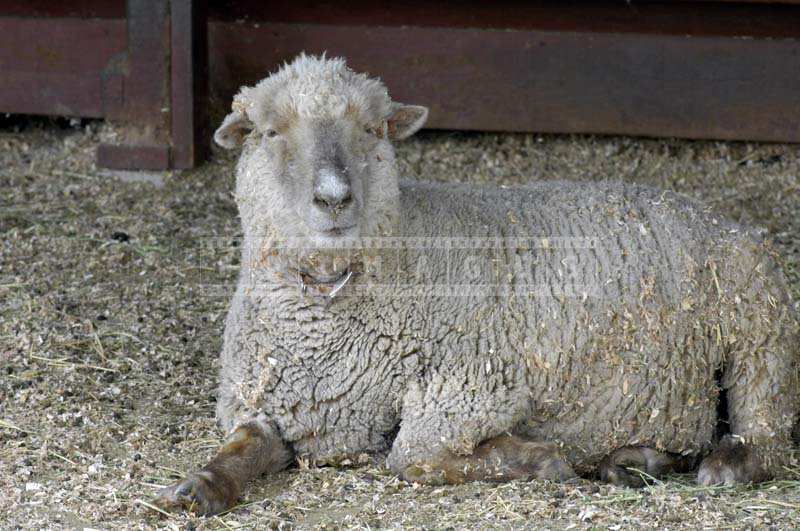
[600,447,694,488]
[600,463,647,488]
[697,435,767,486]
[522,443,577,482]
[153,471,237,516]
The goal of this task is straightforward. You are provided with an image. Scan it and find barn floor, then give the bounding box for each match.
[1,118,799,530]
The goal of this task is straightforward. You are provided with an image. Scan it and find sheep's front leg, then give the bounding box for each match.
[391,434,576,485]
[154,418,292,516]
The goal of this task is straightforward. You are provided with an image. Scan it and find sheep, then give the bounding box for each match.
[154,54,799,516]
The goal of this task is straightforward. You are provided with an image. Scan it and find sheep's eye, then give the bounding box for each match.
[365,125,383,138]
[266,129,279,138]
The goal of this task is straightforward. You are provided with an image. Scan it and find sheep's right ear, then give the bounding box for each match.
[214,109,253,149]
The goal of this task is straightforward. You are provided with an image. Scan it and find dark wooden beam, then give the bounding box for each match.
[170,0,209,169]
[207,4,800,142]
[0,0,125,18]
[207,0,800,38]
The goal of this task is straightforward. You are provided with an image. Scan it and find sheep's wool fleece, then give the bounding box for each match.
[218,178,798,473]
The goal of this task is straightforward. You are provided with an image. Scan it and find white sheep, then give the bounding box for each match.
[155,54,799,515]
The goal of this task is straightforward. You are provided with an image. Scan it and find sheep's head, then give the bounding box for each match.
[215,54,427,288]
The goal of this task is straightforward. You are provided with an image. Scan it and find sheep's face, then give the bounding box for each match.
[247,115,390,240]
[219,105,426,239]
[213,55,428,282]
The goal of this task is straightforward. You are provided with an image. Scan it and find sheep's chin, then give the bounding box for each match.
[285,246,357,283]
[310,225,359,241]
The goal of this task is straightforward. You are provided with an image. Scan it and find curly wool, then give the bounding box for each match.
[234,53,393,127]
[218,179,798,473]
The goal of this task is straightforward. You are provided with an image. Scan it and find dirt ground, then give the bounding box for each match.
[1,118,799,530]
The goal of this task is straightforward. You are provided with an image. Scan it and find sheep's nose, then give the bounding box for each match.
[313,169,352,210]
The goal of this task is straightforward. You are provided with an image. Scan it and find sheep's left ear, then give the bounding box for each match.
[214,108,253,149]
[386,104,428,140]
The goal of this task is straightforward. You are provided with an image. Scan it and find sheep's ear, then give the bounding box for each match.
[214,109,253,149]
[386,104,428,140]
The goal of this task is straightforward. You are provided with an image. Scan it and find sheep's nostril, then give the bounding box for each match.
[313,189,352,210]
[314,168,352,210]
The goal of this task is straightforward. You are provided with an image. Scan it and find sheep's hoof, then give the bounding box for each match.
[600,447,693,488]
[599,448,654,487]
[600,459,646,487]
[518,442,577,482]
[530,454,576,482]
[153,471,237,516]
[697,435,766,486]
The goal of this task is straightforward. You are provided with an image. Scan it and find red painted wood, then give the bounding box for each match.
[0,17,125,117]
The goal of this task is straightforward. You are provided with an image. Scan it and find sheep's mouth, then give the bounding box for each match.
[321,225,356,237]
[295,267,355,298]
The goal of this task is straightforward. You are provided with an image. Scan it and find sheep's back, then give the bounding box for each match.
[397,179,729,307]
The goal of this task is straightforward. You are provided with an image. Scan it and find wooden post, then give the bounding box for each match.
[97,0,208,170]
